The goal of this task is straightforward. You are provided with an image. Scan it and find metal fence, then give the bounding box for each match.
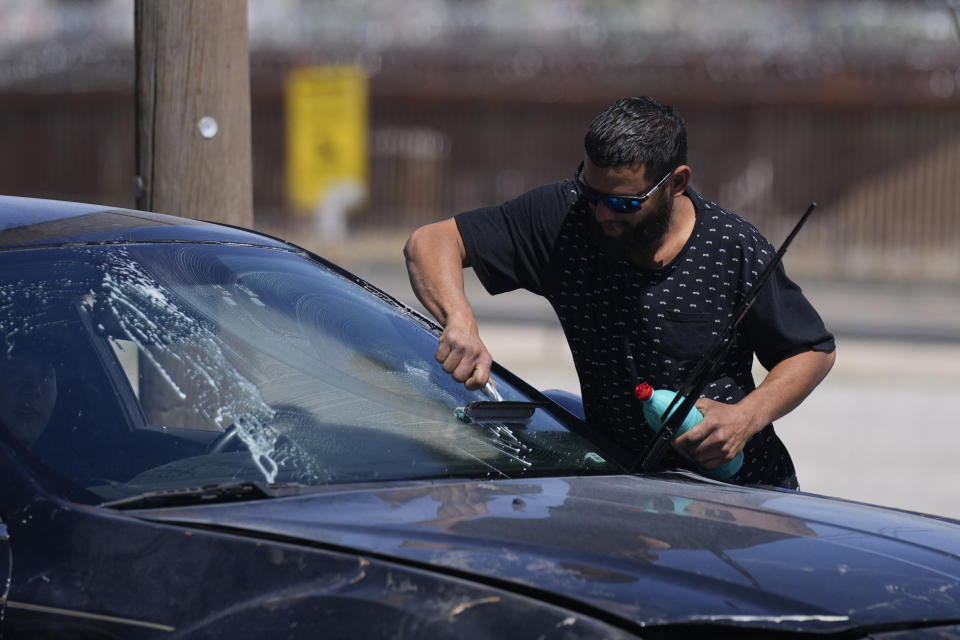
[256,88,960,282]
[2,72,960,281]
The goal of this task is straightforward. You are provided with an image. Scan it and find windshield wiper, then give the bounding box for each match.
[102,481,306,510]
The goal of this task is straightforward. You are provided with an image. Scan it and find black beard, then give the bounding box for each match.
[589,194,673,262]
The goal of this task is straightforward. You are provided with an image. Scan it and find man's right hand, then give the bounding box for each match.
[435,317,492,391]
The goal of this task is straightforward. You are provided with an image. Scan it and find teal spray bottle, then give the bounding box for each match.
[634,382,742,481]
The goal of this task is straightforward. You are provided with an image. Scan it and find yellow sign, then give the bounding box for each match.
[285,65,368,213]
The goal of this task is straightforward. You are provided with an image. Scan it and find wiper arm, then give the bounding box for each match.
[102,481,302,510]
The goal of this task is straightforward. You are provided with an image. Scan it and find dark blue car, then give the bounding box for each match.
[2,196,960,638]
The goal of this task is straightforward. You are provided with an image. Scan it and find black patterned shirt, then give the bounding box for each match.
[456,180,835,487]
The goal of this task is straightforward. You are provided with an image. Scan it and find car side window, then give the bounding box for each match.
[108,338,140,401]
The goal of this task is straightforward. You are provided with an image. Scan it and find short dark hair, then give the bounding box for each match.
[1,328,68,370]
[584,96,687,178]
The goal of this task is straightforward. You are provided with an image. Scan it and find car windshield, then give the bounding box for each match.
[0,243,620,505]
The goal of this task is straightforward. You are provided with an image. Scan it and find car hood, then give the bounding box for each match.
[134,474,960,633]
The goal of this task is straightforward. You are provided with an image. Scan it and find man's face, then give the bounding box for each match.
[0,355,57,448]
[581,161,675,261]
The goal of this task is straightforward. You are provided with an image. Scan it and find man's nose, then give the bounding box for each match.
[594,201,620,223]
[21,378,43,396]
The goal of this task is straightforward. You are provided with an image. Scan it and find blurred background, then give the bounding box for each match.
[2,0,960,517]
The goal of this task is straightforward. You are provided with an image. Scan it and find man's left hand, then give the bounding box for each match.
[669,349,836,470]
[672,398,758,469]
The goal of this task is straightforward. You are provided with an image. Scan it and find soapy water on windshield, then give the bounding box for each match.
[94,250,301,483]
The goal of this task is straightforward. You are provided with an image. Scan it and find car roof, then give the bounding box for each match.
[0,196,292,250]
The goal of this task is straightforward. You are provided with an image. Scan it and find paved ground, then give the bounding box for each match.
[332,245,960,520]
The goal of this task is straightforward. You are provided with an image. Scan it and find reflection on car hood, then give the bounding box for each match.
[134,474,960,632]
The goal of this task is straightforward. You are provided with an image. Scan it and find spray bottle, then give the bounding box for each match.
[634,382,742,481]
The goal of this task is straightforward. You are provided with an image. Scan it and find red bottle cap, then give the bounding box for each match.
[634,382,653,401]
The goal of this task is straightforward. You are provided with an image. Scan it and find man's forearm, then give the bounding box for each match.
[680,347,836,467]
[740,348,837,434]
[406,252,469,327]
[404,219,494,389]
[403,219,471,326]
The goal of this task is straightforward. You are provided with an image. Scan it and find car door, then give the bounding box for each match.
[1,514,9,635]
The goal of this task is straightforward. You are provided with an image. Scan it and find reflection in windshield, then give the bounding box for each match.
[0,244,619,502]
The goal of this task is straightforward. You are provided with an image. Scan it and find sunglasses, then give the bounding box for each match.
[574,162,674,214]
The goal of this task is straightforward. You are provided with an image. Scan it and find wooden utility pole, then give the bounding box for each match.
[134,1,253,428]
[135,0,253,226]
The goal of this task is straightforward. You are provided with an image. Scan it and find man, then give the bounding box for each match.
[0,341,58,450]
[404,96,835,488]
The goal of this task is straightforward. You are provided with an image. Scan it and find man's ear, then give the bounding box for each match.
[670,165,692,197]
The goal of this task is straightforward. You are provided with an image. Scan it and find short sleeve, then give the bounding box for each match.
[455,180,577,296]
[744,262,836,370]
